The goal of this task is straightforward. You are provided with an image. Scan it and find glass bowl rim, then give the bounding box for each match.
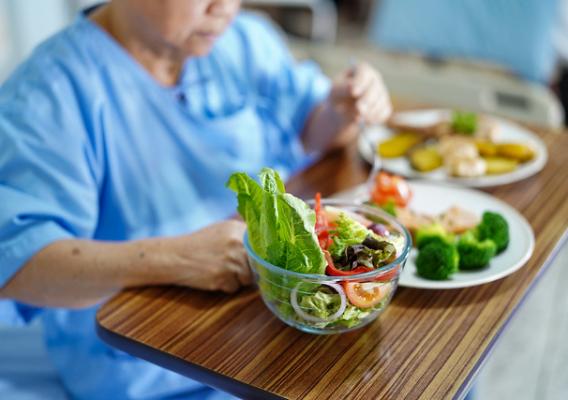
[243,198,412,283]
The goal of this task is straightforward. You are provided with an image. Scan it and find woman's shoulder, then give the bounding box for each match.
[1,19,102,103]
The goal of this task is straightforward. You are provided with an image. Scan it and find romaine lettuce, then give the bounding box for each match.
[227,168,326,274]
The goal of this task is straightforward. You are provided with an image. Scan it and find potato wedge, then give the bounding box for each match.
[496,143,534,162]
[483,157,519,175]
[409,146,443,172]
[378,132,423,158]
[475,140,498,157]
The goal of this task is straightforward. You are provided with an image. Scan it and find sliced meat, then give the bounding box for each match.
[439,206,480,234]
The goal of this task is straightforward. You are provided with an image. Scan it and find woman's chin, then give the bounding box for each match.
[185,43,216,58]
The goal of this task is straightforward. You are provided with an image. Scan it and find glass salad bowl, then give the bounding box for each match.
[244,199,412,335]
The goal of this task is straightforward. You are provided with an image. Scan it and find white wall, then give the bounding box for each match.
[0,0,102,81]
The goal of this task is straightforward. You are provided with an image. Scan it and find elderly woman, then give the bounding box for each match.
[0,0,391,399]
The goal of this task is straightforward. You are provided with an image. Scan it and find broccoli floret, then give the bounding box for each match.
[415,223,454,250]
[452,111,477,135]
[457,231,497,270]
[477,211,509,253]
[415,241,459,280]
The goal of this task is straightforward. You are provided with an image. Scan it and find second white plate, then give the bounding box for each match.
[357,109,548,188]
[336,182,535,289]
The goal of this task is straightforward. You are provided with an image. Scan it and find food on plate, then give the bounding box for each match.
[446,156,487,177]
[378,132,423,158]
[378,110,536,177]
[438,206,480,234]
[477,211,510,253]
[386,111,497,141]
[369,172,509,280]
[415,241,459,280]
[370,171,412,208]
[457,231,497,270]
[227,168,408,331]
[496,143,535,162]
[475,140,498,157]
[438,136,487,177]
[413,213,507,279]
[371,172,479,235]
[409,145,443,172]
[415,223,454,249]
[483,157,518,175]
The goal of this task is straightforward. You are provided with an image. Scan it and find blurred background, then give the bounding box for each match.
[1,0,568,129]
[0,1,567,399]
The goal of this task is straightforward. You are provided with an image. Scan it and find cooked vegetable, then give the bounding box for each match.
[409,145,443,172]
[452,111,477,135]
[457,231,497,270]
[497,143,534,162]
[378,132,422,158]
[415,223,454,249]
[475,140,498,157]
[446,157,486,177]
[415,241,459,280]
[477,211,509,253]
[483,157,518,175]
[227,168,325,274]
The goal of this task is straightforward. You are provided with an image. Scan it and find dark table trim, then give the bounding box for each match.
[96,323,285,400]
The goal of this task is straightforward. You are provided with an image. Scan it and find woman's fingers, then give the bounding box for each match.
[330,62,391,124]
[219,274,240,293]
[235,254,253,286]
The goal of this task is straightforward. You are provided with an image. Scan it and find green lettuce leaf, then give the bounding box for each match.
[227,168,325,274]
[328,212,370,259]
[299,289,342,319]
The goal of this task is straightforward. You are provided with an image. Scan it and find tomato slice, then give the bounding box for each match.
[314,192,332,249]
[374,265,400,282]
[371,172,412,208]
[326,264,374,276]
[343,281,391,308]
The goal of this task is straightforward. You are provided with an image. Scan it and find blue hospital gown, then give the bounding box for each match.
[0,9,330,400]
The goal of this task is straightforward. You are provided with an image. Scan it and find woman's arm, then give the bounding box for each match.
[0,220,252,308]
[302,62,392,153]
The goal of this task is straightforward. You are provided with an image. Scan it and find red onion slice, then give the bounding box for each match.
[290,282,347,324]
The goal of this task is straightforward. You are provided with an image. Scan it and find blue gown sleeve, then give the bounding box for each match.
[236,13,332,169]
[0,61,101,322]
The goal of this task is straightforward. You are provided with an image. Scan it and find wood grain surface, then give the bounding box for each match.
[97,122,568,400]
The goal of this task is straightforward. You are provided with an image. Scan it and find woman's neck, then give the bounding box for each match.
[90,5,184,87]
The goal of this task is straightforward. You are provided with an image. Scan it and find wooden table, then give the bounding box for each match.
[96,126,568,400]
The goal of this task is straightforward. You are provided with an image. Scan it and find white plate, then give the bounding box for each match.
[357,109,548,188]
[336,182,535,289]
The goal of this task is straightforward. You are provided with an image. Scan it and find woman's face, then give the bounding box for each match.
[118,0,242,56]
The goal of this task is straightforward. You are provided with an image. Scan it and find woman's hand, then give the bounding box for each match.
[329,62,392,126]
[0,220,252,308]
[168,220,253,293]
[302,62,392,152]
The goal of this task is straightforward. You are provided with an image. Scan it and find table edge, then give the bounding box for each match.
[454,229,568,400]
[95,321,286,400]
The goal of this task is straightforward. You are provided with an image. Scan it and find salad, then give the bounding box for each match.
[227,168,408,331]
